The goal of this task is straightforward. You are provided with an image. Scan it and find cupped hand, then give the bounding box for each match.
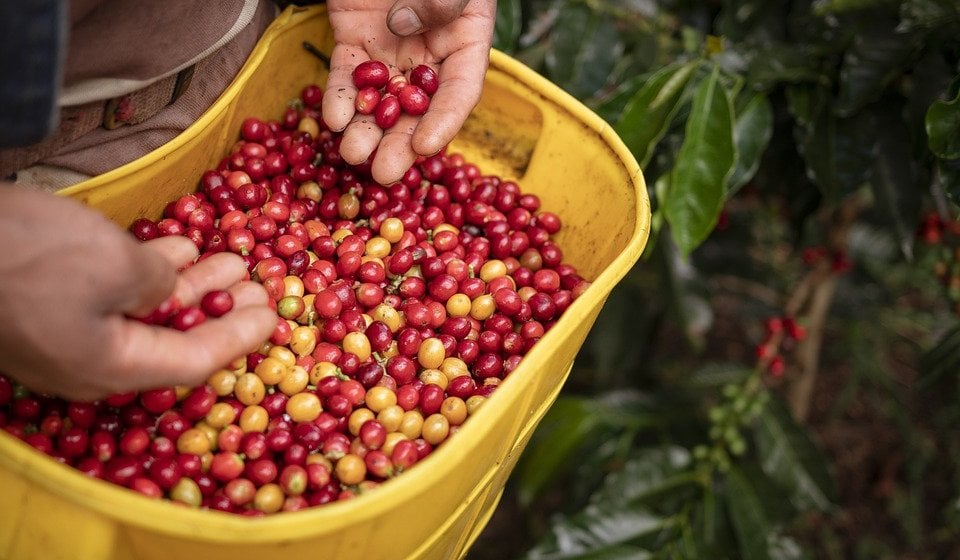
[323,0,496,185]
[0,188,276,401]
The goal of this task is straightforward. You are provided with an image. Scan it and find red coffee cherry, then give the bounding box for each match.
[409,64,439,96]
[352,60,390,89]
[398,85,430,116]
[374,95,402,130]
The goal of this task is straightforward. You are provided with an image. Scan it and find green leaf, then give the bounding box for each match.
[661,235,714,348]
[836,24,919,117]
[746,44,824,90]
[724,467,772,560]
[523,506,668,559]
[516,393,658,506]
[615,61,698,167]
[593,71,654,125]
[727,93,774,196]
[789,84,877,201]
[926,87,960,160]
[919,324,960,388]
[753,395,838,512]
[590,446,694,509]
[785,83,819,129]
[871,104,923,260]
[665,65,736,256]
[898,0,960,33]
[545,4,624,100]
[813,0,898,15]
[493,0,523,53]
[766,534,808,559]
[939,159,960,202]
[530,545,654,560]
[515,396,603,506]
[716,0,785,43]
[582,284,651,382]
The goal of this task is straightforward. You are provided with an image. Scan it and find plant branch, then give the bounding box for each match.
[783,192,867,421]
[789,274,838,421]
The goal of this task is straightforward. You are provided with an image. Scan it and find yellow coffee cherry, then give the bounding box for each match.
[286,393,322,423]
[421,414,450,445]
[239,405,269,433]
[278,365,310,395]
[417,337,445,369]
[479,259,507,282]
[254,356,287,385]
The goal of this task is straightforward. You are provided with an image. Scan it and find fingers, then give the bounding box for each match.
[322,44,368,132]
[371,115,421,185]
[118,236,196,317]
[106,251,273,394]
[228,279,270,310]
[340,111,422,186]
[111,269,273,391]
[115,304,276,390]
[169,252,251,307]
[411,44,490,157]
[387,0,471,36]
[142,235,200,269]
[339,115,384,165]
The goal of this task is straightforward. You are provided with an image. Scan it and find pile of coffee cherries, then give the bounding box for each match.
[0,81,589,515]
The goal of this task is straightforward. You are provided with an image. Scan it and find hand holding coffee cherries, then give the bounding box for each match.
[0,188,276,402]
[324,0,496,185]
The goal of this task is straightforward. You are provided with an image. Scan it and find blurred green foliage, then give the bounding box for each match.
[469,0,960,558]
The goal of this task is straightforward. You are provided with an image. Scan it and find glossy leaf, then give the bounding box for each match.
[940,159,960,202]
[784,83,818,129]
[898,0,960,32]
[919,323,960,388]
[493,0,523,53]
[727,93,774,196]
[789,84,877,201]
[716,0,784,42]
[661,235,714,348]
[926,87,960,160]
[545,4,624,100]
[515,396,603,506]
[746,44,823,90]
[665,66,736,256]
[615,61,698,167]
[836,24,919,117]
[518,0,563,49]
[724,467,772,560]
[529,545,654,560]
[523,505,668,559]
[593,72,653,125]
[753,396,838,512]
[516,393,658,506]
[814,0,897,15]
[582,283,651,382]
[766,534,807,559]
[872,105,922,260]
[590,446,694,509]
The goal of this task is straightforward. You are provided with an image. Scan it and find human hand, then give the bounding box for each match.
[0,188,275,401]
[323,0,496,185]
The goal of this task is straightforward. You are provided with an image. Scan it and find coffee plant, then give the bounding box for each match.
[468,0,960,558]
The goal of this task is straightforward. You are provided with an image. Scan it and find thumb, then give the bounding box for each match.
[387,0,472,37]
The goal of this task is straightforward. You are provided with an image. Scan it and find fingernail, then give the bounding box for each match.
[389,7,422,36]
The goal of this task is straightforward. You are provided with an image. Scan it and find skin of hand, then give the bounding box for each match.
[0,188,276,402]
[323,0,497,185]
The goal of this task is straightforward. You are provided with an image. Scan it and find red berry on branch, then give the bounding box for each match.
[768,356,786,378]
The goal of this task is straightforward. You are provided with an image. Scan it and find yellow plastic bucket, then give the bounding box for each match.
[0,6,650,560]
